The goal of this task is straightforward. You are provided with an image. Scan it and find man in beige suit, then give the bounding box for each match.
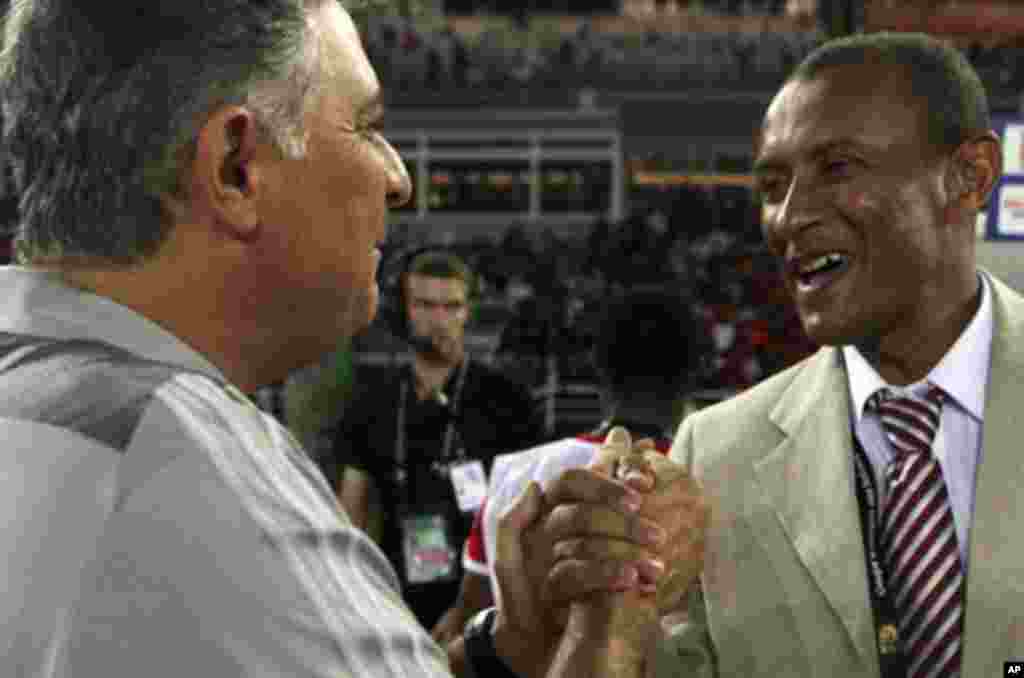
[497,30,1016,678]
[648,31,1021,677]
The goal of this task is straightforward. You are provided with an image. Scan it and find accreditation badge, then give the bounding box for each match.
[400,512,457,585]
[449,459,487,513]
[878,623,899,656]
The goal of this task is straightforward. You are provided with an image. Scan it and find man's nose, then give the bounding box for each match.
[762,175,825,249]
[381,138,412,209]
[417,304,450,323]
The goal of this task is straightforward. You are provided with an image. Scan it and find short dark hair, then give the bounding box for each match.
[593,289,709,401]
[790,32,990,153]
[0,0,324,265]
[404,250,477,300]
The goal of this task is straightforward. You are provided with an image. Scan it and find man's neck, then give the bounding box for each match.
[412,353,461,401]
[865,273,983,386]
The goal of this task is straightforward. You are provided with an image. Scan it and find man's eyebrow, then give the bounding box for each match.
[810,138,866,156]
[753,138,868,174]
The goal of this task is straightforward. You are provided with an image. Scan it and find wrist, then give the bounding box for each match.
[464,607,526,678]
[561,594,657,677]
[492,607,553,678]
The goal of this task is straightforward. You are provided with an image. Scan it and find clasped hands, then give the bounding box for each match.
[492,427,710,678]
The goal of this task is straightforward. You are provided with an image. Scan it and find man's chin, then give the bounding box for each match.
[415,342,462,366]
[333,294,374,344]
[801,315,861,348]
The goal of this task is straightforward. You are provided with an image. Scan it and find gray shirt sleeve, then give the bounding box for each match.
[59,373,452,678]
[0,419,119,675]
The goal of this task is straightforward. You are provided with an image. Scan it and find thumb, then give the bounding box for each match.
[590,425,635,474]
[604,425,633,452]
[604,425,656,491]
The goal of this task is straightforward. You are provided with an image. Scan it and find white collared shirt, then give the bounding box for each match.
[844,272,993,571]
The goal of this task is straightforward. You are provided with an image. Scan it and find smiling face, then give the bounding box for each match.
[754,62,977,352]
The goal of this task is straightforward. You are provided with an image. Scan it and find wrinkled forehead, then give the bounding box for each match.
[313,1,379,106]
[757,65,925,161]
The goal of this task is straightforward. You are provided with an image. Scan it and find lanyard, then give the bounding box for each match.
[852,440,907,676]
[393,358,470,500]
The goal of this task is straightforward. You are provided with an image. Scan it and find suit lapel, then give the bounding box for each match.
[962,274,1024,675]
[752,348,880,675]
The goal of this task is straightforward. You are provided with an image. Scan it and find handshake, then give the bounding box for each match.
[491,427,711,678]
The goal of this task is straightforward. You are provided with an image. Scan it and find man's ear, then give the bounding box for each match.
[947,131,1002,212]
[190,106,266,241]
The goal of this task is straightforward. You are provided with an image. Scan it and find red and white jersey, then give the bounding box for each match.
[462,433,671,606]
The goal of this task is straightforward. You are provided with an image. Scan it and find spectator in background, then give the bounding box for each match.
[496,293,558,368]
[425,44,444,90]
[582,214,617,283]
[495,222,536,282]
[451,28,471,88]
[367,21,398,85]
[334,250,544,633]
[435,288,711,643]
[601,211,679,288]
[435,24,468,88]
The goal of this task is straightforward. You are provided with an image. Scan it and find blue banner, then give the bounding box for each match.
[986,113,1024,240]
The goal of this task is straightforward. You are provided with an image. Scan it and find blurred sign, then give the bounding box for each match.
[1004,124,1024,176]
[985,114,1024,240]
[868,1,1024,36]
[998,185,1024,236]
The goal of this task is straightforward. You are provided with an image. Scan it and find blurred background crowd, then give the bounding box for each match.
[362,0,1024,104]
[3,0,1023,462]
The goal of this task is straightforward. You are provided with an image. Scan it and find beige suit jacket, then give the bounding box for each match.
[655,272,1024,677]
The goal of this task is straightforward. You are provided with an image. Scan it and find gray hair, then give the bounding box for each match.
[0,0,331,265]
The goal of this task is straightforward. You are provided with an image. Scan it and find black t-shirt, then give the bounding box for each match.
[331,358,545,629]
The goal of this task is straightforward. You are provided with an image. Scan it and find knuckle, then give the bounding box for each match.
[547,558,581,592]
[543,504,575,541]
[553,537,584,560]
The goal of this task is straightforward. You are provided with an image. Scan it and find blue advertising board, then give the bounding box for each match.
[986,113,1024,240]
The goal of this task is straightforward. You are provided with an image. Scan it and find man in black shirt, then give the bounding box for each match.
[333,250,544,633]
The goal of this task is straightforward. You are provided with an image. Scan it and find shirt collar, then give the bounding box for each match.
[0,266,227,383]
[844,271,992,423]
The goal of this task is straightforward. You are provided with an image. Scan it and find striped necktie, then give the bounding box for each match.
[872,386,963,678]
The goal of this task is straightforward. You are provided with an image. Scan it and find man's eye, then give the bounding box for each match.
[824,158,855,177]
[755,178,786,203]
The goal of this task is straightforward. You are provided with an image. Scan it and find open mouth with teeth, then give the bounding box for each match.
[796,253,849,289]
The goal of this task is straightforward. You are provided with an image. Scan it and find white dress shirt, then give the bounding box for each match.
[844,272,993,572]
